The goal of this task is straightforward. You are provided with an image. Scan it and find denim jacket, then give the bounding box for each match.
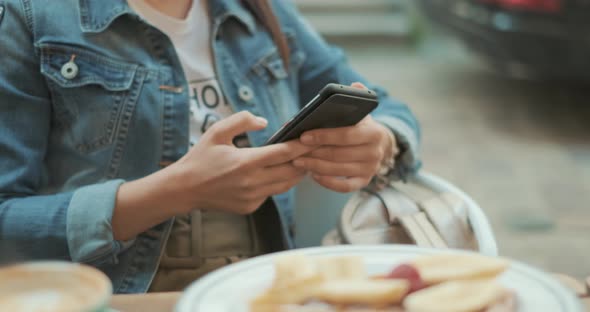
[0,0,420,293]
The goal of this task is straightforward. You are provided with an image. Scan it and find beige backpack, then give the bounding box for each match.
[322,172,498,255]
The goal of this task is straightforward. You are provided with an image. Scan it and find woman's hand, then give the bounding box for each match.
[113,111,313,241]
[172,111,314,215]
[292,83,398,193]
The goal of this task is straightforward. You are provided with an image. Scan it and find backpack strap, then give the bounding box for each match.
[418,193,477,250]
[399,212,448,248]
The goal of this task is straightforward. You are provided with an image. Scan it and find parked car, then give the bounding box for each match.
[417,0,590,80]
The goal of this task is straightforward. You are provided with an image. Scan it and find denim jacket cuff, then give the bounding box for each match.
[67,179,132,264]
[374,116,421,181]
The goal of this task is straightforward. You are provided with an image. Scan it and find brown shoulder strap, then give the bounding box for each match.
[242,0,290,70]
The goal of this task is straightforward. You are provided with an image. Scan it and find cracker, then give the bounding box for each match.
[403,279,506,312]
[411,254,509,285]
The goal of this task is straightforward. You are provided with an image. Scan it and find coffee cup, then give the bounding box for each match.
[0,261,113,312]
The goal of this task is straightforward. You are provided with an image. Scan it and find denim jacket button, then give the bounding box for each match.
[238,85,253,102]
[60,61,79,80]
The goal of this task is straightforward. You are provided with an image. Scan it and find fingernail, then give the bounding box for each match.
[300,134,314,144]
[256,117,268,126]
[293,159,304,167]
[351,82,366,89]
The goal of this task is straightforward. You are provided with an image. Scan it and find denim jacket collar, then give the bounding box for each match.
[207,0,256,34]
[78,0,256,34]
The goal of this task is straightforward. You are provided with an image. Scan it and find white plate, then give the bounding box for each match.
[175,245,583,312]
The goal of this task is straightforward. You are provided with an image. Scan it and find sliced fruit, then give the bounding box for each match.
[316,256,366,281]
[272,254,321,291]
[411,254,509,285]
[403,279,506,312]
[315,279,409,306]
[252,254,324,305]
[386,264,426,293]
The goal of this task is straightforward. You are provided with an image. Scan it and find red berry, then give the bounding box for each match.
[385,263,426,293]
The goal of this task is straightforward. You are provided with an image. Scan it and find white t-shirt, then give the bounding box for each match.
[128,0,233,147]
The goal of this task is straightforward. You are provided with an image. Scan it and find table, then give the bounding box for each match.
[111,292,180,312]
[111,274,590,311]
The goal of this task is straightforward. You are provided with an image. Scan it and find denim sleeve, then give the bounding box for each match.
[274,0,422,180]
[0,1,129,265]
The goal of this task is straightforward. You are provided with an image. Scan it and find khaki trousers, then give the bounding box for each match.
[149,203,279,292]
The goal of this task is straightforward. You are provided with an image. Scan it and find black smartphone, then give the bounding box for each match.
[265,83,379,145]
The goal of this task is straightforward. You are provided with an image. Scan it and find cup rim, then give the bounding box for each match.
[0,261,112,312]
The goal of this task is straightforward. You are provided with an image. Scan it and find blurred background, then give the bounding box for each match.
[294,0,590,279]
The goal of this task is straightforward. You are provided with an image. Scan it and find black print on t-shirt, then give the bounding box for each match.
[190,79,229,110]
[188,78,250,147]
[189,78,232,137]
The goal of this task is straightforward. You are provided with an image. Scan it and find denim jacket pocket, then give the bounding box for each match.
[38,42,142,153]
[250,29,306,123]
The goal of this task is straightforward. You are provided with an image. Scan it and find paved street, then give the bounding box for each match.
[333,29,590,278]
